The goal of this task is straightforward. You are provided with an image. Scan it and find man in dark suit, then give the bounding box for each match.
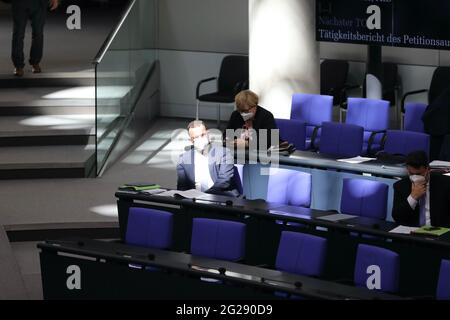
[224,90,280,150]
[11,0,59,77]
[392,151,450,227]
[177,120,241,197]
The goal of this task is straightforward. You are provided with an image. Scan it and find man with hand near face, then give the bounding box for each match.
[11,0,59,77]
[176,120,241,197]
[392,151,450,227]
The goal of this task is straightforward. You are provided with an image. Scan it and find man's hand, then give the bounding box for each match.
[411,182,427,201]
[49,0,59,11]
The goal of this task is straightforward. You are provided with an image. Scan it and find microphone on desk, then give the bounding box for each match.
[218,267,227,275]
[148,254,155,261]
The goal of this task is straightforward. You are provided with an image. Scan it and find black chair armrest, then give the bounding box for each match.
[196,77,217,99]
[343,84,362,91]
[233,81,245,95]
[383,85,401,95]
[380,133,389,151]
[367,130,387,156]
[326,87,336,96]
[310,125,322,151]
[232,79,250,96]
[401,89,428,113]
[243,80,249,90]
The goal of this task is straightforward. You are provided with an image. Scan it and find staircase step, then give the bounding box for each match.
[0,86,94,116]
[0,100,95,116]
[0,86,95,102]
[0,71,95,88]
[0,115,94,146]
[0,71,133,89]
[0,71,134,179]
[0,144,96,179]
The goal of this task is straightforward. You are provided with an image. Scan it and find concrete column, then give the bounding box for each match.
[249,0,319,119]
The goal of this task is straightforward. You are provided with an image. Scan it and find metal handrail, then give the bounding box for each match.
[92,0,136,65]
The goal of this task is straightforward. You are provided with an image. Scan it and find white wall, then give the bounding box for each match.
[156,0,248,121]
[249,0,319,119]
[158,0,248,54]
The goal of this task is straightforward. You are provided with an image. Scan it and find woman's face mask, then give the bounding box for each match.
[241,112,254,121]
[240,105,256,121]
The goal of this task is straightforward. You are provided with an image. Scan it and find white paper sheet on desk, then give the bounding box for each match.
[156,189,207,199]
[337,156,376,164]
[317,214,357,222]
[389,226,419,234]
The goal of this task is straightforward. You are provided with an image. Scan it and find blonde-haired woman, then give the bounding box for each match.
[225,90,278,149]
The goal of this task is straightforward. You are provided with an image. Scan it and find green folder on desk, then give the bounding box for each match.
[411,226,450,237]
[119,183,161,191]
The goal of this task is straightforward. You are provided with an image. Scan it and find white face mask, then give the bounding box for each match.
[410,174,426,184]
[193,136,209,151]
[241,112,254,122]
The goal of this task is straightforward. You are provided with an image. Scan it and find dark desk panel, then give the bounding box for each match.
[38,239,402,300]
[117,191,450,249]
[116,190,450,296]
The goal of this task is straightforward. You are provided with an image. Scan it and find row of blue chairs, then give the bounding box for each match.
[277,93,429,157]
[237,167,389,220]
[125,207,450,299]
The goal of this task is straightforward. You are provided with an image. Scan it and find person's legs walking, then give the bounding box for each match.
[29,0,47,73]
[11,0,29,75]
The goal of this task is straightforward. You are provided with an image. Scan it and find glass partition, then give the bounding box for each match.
[94,0,158,175]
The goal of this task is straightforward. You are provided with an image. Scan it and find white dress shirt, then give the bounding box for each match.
[194,150,214,192]
[407,183,431,226]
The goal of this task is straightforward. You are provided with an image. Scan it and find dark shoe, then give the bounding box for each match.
[14,68,24,77]
[31,64,42,74]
